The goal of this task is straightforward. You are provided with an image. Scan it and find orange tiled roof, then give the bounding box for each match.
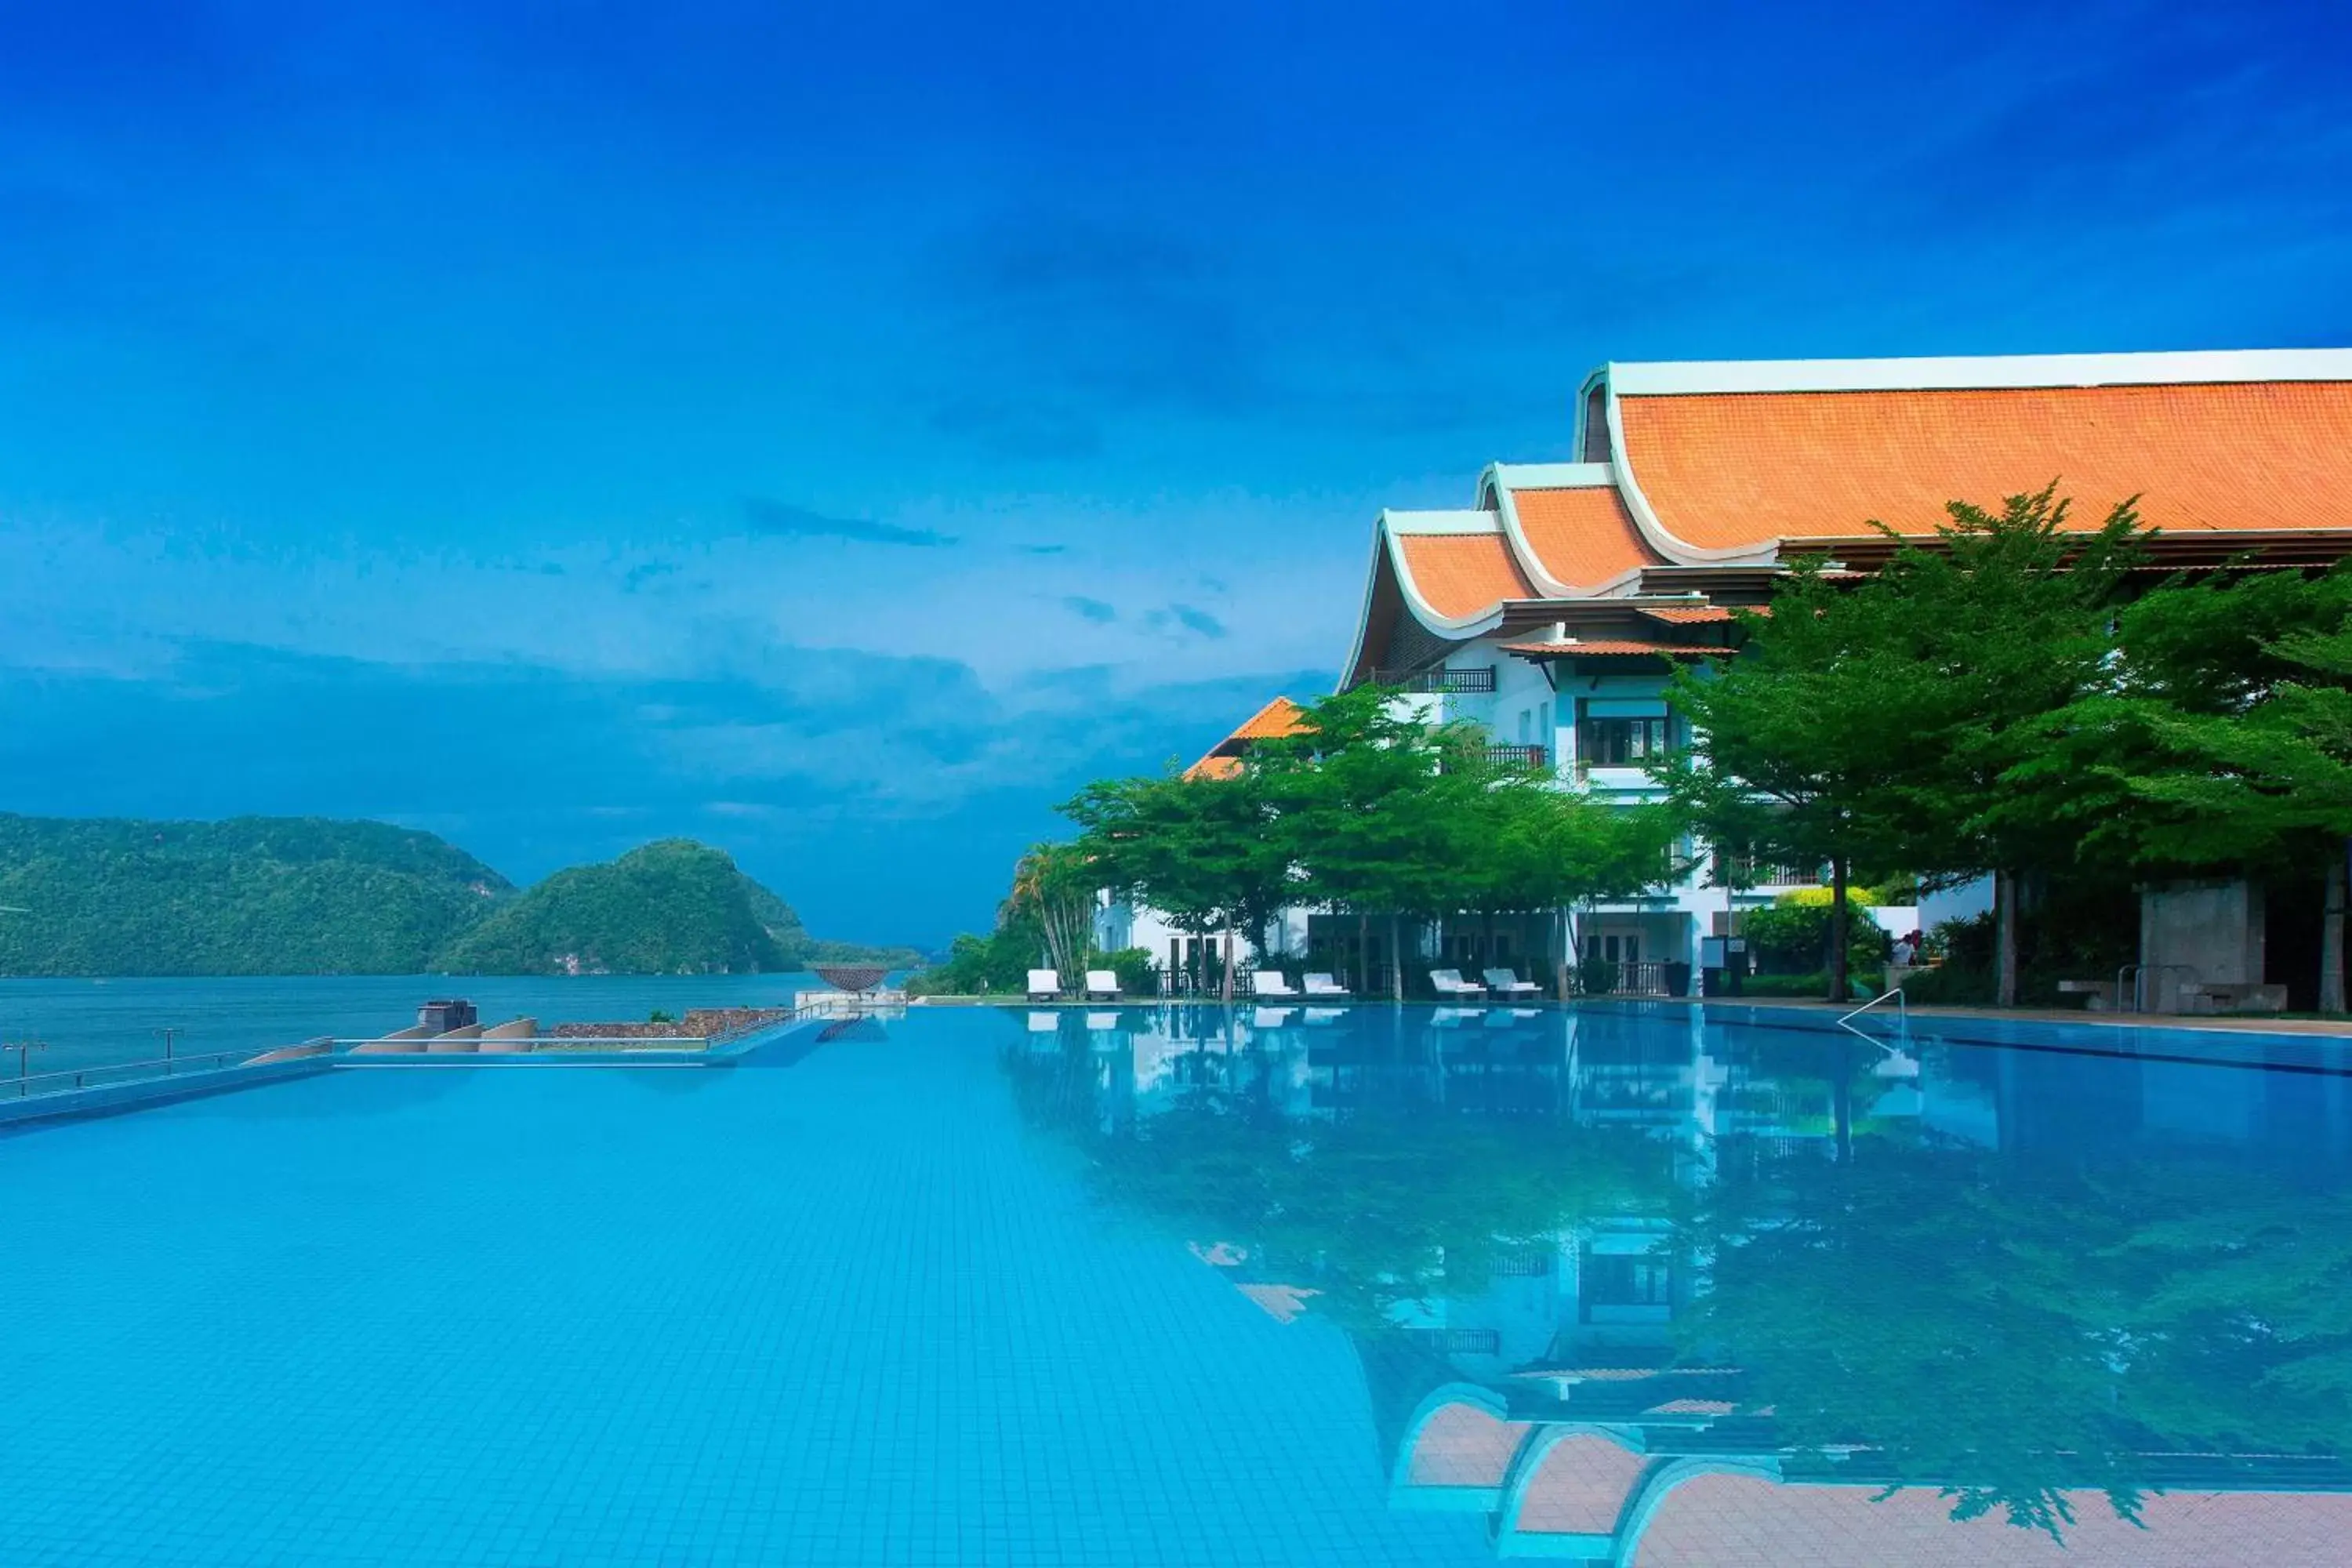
[1229,695,1309,742]
[1512,486,1661,590]
[1639,605,1740,624]
[1617,381,2352,554]
[1631,1471,2352,1567]
[1514,1432,1650,1536]
[1403,1403,1531,1489]
[1396,533,1537,619]
[1183,696,1309,779]
[1501,640,1715,658]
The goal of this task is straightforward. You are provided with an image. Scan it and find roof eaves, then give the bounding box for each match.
[1607,347,2352,396]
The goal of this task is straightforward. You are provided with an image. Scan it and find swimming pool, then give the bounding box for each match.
[4,1001,2349,1565]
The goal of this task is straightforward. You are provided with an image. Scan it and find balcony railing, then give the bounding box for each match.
[1711,855,1824,887]
[1375,666,1497,694]
[1485,744,1550,771]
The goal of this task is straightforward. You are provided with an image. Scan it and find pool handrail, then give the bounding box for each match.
[7,1048,258,1099]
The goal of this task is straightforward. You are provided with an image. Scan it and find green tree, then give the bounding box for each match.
[1867,487,2145,1005]
[2029,568,2352,1010]
[1465,771,1681,995]
[1662,565,1924,1003]
[1062,764,1289,1001]
[1258,687,1490,1001]
[1005,841,1098,984]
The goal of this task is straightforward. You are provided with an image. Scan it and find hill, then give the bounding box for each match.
[431,839,917,975]
[0,814,512,975]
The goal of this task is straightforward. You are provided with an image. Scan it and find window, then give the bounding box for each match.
[1581,717,1671,766]
[1538,700,1552,740]
[1582,1251,1671,1312]
[1517,708,1530,743]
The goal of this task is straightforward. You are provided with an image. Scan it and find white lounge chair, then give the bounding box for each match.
[1429,968,1488,999]
[1302,973,1350,998]
[1253,971,1301,999]
[1084,969,1120,1000]
[1028,969,1061,1001]
[1482,967,1542,1000]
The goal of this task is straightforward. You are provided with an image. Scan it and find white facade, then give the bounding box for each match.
[1413,641,1817,978]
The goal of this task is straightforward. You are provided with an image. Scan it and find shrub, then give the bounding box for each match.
[1103,946,1158,998]
[1742,901,1893,975]
[1577,956,1620,996]
[1742,971,1878,1000]
[1742,972,1830,998]
[1775,886,1877,911]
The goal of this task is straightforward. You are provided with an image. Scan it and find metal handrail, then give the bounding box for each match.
[1837,985,1907,1029]
[2115,962,2199,1013]
[7,1049,254,1100]
[1835,982,1910,1053]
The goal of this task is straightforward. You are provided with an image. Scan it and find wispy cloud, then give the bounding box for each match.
[740,496,958,549]
[1062,595,1117,623]
[1169,604,1226,640]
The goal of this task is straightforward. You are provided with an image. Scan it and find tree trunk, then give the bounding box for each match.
[1555,906,1572,1000]
[2324,845,2348,1015]
[1995,868,2020,1008]
[1221,923,1236,1004]
[1828,855,1850,1004]
[1389,914,1406,1004]
[1356,912,1370,997]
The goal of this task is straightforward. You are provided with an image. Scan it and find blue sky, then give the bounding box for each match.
[2,0,2348,946]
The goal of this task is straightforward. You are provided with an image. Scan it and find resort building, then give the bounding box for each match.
[1334,347,2352,989]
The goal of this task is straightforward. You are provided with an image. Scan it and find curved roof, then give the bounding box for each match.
[1508,485,1661,593]
[1507,1429,1650,1537]
[1614,380,2352,557]
[1630,1472,2352,1567]
[1394,532,1537,619]
[1401,1399,1531,1490]
[1337,348,2352,682]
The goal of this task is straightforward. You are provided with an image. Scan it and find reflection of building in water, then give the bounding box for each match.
[1006,1004,2352,1562]
[1374,1358,2352,1563]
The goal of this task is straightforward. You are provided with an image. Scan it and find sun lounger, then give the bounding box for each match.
[1252,971,1301,999]
[1429,968,1488,999]
[1028,969,1061,1001]
[1482,967,1542,1000]
[1084,969,1120,1000]
[1302,973,1350,998]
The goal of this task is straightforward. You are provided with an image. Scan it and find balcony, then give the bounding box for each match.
[1484,744,1550,771]
[1375,666,1497,694]
[1711,854,1824,887]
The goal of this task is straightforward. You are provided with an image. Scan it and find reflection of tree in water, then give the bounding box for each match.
[1000,1031,1678,1333]
[1684,1136,2352,1539]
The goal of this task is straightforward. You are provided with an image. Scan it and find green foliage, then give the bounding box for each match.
[1576,955,1618,996]
[1739,971,1836,997]
[1102,946,1157,997]
[434,840,766,975]
[0,813,513,975]
[433,839,913,975]
[0,815,912,977]
[1686,1143,2352,1537]
[1744,902,1892,975]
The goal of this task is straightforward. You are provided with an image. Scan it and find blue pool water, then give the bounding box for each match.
[4,1000,2351,1565]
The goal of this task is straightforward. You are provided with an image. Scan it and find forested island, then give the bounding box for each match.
[0,815,916,976]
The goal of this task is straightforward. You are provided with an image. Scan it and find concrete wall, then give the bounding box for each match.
[2140,878,2264,1011]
